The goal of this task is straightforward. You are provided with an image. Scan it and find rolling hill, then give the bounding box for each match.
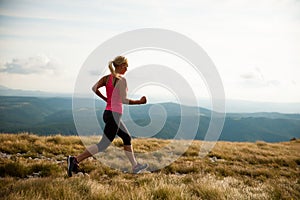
[0,96,299,142]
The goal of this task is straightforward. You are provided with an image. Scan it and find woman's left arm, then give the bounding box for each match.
[119,78,147,105]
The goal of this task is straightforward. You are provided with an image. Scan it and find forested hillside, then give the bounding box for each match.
[1,96,299,142]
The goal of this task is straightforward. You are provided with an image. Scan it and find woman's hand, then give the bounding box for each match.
[139,96,147,104]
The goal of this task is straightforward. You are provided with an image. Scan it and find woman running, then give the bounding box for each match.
[67,56,148,176]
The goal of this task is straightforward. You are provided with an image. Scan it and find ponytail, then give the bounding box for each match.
[108,61,116,76]
[108,61,120,79]
[108,56,127,79]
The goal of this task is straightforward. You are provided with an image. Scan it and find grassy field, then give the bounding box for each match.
[0,133,299,200]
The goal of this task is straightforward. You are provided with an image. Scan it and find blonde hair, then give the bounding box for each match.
[108,56,128,79]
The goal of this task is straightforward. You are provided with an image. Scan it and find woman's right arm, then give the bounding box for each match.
[92,76,107,102]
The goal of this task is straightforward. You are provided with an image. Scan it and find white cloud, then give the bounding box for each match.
[0,55,59,75]
[239,67,281,88]
[240,68,264,80]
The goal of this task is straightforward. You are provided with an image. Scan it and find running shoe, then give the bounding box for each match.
[67,156,79,177]
[133,163,148,174]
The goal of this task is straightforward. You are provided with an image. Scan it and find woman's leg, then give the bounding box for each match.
[124,145,138,167]
[118,121,148,173]
[76,110,118,163]
[76,144,98,163]
[117,120,138,167]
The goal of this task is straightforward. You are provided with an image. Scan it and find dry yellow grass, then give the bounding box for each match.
[0,133,299,200]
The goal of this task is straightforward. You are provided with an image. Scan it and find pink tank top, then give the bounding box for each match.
[105,75,123,114]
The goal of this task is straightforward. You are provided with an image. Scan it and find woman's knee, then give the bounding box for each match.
[96,135,113,152]
[122,134,131,146]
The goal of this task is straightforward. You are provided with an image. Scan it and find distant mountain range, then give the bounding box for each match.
[0,96,299,142]
[0,85,71,98]
[1,85,300,113]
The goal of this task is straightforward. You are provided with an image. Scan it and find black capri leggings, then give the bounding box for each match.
[96,110,132,151]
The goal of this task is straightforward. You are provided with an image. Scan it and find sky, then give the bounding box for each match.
[0,0,300,105]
